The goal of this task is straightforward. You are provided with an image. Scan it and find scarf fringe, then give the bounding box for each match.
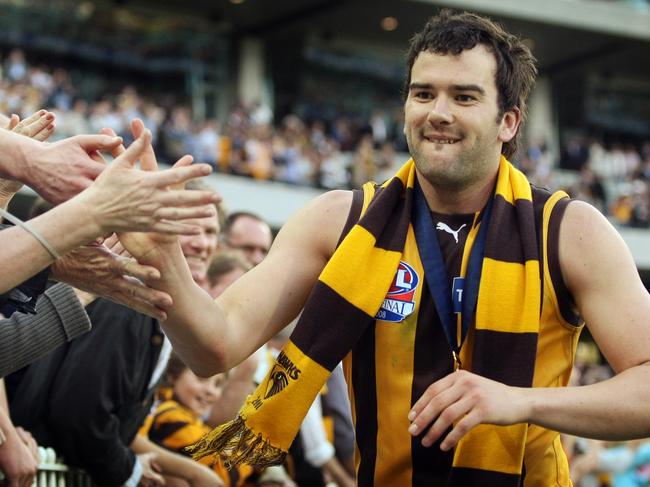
[186,415,286,470]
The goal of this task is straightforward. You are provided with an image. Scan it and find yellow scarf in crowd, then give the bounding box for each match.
[189,157,542,485]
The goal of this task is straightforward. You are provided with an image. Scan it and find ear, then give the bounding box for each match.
[497,106,521,144]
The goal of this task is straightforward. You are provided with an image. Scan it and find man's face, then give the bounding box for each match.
[225,216,272,267]
[179,215,220,284]
[404,45,518,191]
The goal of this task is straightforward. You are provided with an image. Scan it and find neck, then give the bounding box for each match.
[416,169,498,214]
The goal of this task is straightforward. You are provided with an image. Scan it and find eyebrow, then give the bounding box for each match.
[408,82,486,96]
[451,84,486,96]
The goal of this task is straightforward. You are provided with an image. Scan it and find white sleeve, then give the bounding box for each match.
[298,396,335,468]
[122,456,142,487]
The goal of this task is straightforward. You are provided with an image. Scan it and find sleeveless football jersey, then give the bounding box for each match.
[339,186,581,487]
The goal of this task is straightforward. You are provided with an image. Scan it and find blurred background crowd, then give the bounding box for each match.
[1,47,648,228]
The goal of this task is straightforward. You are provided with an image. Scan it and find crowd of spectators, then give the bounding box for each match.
[1,48,649,228]
[520,136,650,228]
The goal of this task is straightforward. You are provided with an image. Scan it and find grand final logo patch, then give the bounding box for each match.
[375,261,420,323]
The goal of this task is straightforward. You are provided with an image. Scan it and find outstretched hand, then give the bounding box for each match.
[50,234,173,320]
[101,119,214,266]
[0,110,56,199]
[78,124,218,236]
[407,370,530,451]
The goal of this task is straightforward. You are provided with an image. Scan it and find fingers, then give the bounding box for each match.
[16,427,39,462]
[145,220,204,236]
[169,155,196,190]
[150,163,213,187]
[409,373,456,422]
[118,255,161,281]
[100,127,126,159]
[408,379,464,443]
[72,133,123,152]
[8,113,19,129]
[89,150,107,165]
[151,460,166,485]
[130,118,158,172]
[103,233,120,249]
[111,276,171,320]
[156,190,219,211]
[419,394,471,448]
[14,110,55,140]
[172,154,194,168]
[153,205,216,222]
[111,129,151,168]
[440,408,482,451]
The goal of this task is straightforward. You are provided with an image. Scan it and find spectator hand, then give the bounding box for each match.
[137,452,165,487]
[0,426,38,487]
[407,370,529,451]
[102,119,219,267]
[76,126,218,236]
[0,110,56,200]
[19,132,121,205]
[13,428,38,466]
[50,234,172,320]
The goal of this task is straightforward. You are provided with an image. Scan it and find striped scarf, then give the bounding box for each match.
[190,157,541,484]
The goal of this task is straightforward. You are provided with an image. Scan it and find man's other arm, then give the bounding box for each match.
[152,190,353,377]
[522,200,650,439]
[408,201,650,450]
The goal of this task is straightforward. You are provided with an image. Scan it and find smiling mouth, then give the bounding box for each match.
[423,135,461,144]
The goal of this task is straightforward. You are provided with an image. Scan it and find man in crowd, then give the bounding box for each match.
[119,10,650,487]
[221,212,272,267]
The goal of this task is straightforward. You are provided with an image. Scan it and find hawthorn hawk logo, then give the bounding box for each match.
[264,365,289,399]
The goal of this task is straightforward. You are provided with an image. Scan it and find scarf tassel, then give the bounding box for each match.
[187,415,286,470]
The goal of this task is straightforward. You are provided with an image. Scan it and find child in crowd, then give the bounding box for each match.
[140,354,295,487]
[139,353,253,486]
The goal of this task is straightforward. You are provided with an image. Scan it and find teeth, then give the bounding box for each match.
[428,138,457,144]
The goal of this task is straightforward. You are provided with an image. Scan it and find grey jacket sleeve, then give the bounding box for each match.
[0,283,91,376]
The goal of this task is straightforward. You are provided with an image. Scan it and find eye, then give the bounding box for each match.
[456,94,477,103]
[412,90,433,101]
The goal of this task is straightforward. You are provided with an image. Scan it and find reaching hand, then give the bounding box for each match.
[137,452,166,487]
[76,127,218,236]
[0,110,56,199]
[0,425,39,487]
[20,132,121,204]
[407,370,530,451]
[9,110,55,142]
[50,234,173,320]
[13,428,38,466]
[100,119,216,266]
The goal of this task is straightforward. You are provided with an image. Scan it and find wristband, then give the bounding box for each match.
[0,207,61,260]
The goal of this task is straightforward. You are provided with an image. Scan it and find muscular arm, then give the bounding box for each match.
[409,201,650,449]
[150,190,352,377]
[524,201,650,439]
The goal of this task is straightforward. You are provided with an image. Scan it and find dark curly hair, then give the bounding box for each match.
[403,10,537,159]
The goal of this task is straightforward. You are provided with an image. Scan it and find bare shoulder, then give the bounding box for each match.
[272,189,354,263]
[558,200,650,371]
[558,200,632,291]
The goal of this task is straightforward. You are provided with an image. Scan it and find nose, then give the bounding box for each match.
[191,231,209,252]
[250,249,266,266]
[426,95,453,125]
